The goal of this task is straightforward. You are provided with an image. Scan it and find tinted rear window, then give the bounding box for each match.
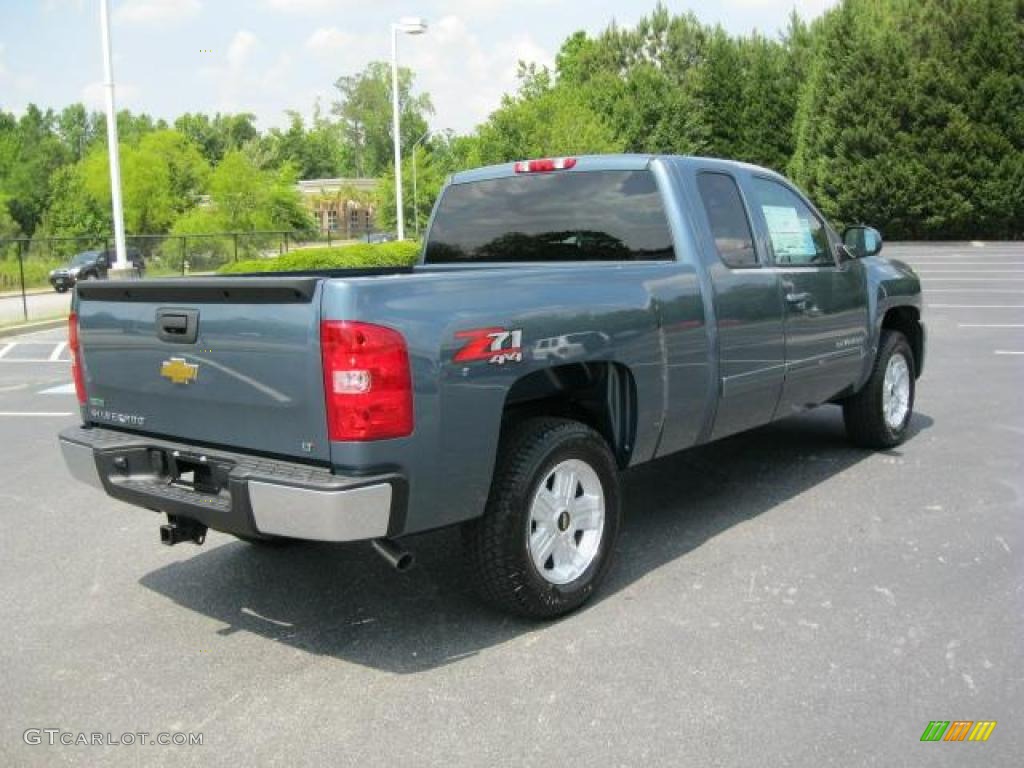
[424,170,675,263]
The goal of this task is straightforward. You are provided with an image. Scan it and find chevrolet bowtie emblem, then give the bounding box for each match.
[160,357,199,385]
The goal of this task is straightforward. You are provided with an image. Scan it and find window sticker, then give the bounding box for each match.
[761,205,816,259]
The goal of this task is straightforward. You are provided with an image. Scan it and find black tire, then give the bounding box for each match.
[462,417,621,619]
[843,330,916,449]
[54,286,67,293]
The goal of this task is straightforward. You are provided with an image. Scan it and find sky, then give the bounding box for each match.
[1,0,837,135]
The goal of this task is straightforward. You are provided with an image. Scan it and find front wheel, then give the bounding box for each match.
[843,330,916,449]
[463,417,621,619]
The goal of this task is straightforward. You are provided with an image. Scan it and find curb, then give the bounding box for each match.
[0,288,52,300]
[0,317,68,339]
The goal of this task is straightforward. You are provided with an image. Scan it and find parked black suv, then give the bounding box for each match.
[49,248,144,292]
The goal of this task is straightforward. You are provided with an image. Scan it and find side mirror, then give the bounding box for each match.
[842,225,883,259]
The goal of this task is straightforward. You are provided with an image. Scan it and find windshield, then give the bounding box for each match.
[70,251,98,266]
[424,170,675,263]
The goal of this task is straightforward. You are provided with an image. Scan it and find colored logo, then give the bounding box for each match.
[454,327,523,365]
[920,721,997,742]
[160,357,199,385]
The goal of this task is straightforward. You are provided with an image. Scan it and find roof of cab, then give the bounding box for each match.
[448,153,778,185]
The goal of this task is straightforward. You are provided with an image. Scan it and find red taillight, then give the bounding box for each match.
[68,312,86,406]
[513,157,577,173]
[321,321,413,441]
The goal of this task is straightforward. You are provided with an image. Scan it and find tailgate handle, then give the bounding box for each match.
[156,308,199,344]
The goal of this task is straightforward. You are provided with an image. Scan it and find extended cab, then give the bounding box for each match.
[59,155,924,618]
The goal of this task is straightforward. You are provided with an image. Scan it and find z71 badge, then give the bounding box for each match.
[454,327,523,365]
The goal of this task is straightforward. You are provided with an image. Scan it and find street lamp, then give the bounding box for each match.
[99,0,129,275]
[391,16,427,241]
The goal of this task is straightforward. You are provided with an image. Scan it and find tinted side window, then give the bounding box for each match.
[750,177,831,266]
[424,170,675,263]
[696,172,757,268]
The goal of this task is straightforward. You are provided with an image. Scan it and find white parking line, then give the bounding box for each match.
[0,412,74,417]
[0,342,70,363]
[922,278,1024,282]
[959,324,1024,328]
[0,359,70,363]
[994,351,1024,356]
[928,305,1024,309]
[40,383,76,395]
[927,290,1024,293]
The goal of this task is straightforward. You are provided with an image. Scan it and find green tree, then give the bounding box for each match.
[790,0,1024,239]
[173,112,258,165]
[173,150,312,235]
[56,104,103,162]
[0,193,20,239]
[376,140,451,235]
[44,129,210,237]
[332,61,434,177]
[0,105,69,236]
[475,64,623,164]
[261,107,349,179]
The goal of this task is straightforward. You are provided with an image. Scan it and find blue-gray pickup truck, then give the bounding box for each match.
[59,155,924,618]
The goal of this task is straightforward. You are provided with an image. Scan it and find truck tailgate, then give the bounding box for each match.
[75,278,330,462]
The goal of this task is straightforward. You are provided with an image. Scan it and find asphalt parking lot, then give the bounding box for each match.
[0,243,1020,766]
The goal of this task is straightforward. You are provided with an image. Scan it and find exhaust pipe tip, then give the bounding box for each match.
[372,538,414,572]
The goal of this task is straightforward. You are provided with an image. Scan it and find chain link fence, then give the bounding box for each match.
[0,228,378,325]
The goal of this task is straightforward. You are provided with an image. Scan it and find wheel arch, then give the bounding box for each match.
[881,305,924,378]
[501,361,638,469]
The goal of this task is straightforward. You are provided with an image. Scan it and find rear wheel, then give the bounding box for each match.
[843,330,915,449]
[463,417,621,619]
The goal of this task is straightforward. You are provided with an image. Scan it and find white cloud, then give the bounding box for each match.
[403,15,553,132]
[226,30,259,70]
[305,27,355,56]
[114,0,202,25]
[0,43,36,95]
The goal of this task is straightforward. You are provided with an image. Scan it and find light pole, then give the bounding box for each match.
[410,129,430,239]
[390,16,427,241]
[99,0,129,274]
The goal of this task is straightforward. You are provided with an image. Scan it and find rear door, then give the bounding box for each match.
[695,170,786,440]
[746,176,869,416]
[75,278,331,462]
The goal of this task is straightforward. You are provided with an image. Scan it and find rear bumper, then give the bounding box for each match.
[58,425,407,542]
